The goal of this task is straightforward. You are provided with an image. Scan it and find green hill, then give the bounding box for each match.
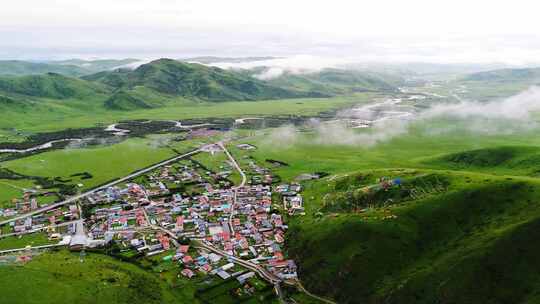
[0,73,109,99]
[0,60,89,77]
[104,90,155,110]
[426,146,540,176]
[254,68,401,94]
[464,67,540,82]
[288,168,540,303]
[82,68,132,88]
[84,58,325,101]
[52,58,140,72]
[0,249,197,304]
[0,59,139,77]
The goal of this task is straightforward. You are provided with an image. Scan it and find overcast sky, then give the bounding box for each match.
[2,0,540,64]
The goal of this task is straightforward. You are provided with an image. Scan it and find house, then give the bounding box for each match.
[181,269,195,278]
[178,245,190,254]
[217,270,231,279]
[237,272,255,284]
[182,255,193,264]
[200,263,212,273]
[221,263,234,271]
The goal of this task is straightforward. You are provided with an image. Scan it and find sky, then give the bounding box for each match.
[2,0,540,64]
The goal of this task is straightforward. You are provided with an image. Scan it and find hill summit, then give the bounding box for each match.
[84,58,324,101]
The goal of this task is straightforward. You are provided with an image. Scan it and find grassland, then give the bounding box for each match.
[286,170,540,303]
[0,134,203,207]
[234,120,540,181]
[0,249,197,304]
[225,118,540,303]
[0,179,35,208]
[2,74,540,303]
[0,233,52,250]
[0,94,368,138]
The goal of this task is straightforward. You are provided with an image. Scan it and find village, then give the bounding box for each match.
[0,141,307,301]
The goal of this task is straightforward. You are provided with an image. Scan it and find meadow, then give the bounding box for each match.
[0,249,197,304]
[234,119,540,181]
[223,117,540,303]
[0,134,204,207]
[2,82,540,303]
[0,95,367,138]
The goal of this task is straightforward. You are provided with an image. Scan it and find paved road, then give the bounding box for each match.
[217,141,247,236]
[193,240,281,284]
[0,149,201,226]
[0,244,65,255]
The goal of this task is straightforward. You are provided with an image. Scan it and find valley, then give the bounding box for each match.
[1,57,540,304]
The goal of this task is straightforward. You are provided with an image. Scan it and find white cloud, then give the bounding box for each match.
[1,0,540,62]
[204,55,349,79]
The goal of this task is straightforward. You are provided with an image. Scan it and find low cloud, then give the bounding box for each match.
[425,86,540,121]
[263,125,299,146]
[309,119,409,147]
[204,55,349,79]
[265,86,540,148]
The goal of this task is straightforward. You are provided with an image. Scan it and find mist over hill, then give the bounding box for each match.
[0,59,140,77]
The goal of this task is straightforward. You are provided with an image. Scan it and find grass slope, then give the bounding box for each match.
[0,59,140,77]
[0,250,196,304]
[247,68,401,95]
[84,58,322,101]
[426,146,540,176]
[0,73,110,99]
[228,122,540,303]
[104,90,156,110]
[0,60,89,77]
[287,170,540,303]
[464,67,540,82]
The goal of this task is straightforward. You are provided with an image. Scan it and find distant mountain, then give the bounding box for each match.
[0,60,89,77]
[464,67,540,82]
[0,59,141,77]
[52,59,140,72]
[84,58,323,101]
[0,73,109,99]
[247,68,401,94]
[0,58,405,113]
[181,56,279,64]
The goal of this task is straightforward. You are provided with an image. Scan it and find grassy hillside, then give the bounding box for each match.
[464,67,540,82]
[426,146,540,176]
[0,60,89,77]
[223,121,540,303]
[0,73,110,99]
[250,68,401,94]
[0,249,197,304]
[84,58,323,101]
[0,59,139,77]
[286,170,540,303]
[104,90,156,110]
[453,67,540,101]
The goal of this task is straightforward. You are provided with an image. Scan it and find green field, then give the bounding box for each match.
[0,233,52,250]
[222,117,540,303]
[0,95,365,137]
[2,63,540,303]
[0,135,204,206]
[234,119,540,181]
[0,249,198,304]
